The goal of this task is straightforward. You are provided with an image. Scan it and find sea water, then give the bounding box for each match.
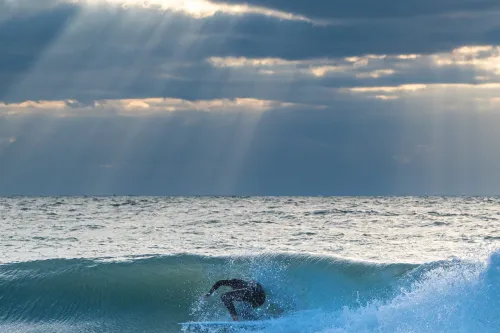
[0,196,499,332]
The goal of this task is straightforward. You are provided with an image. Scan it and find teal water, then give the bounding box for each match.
[0,253,498,332]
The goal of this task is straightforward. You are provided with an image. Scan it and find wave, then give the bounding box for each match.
[0,252,498,332]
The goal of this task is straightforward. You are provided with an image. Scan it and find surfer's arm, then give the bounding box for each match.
[205,279,246,296]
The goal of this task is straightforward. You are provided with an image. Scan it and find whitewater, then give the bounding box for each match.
[0,197,499,332]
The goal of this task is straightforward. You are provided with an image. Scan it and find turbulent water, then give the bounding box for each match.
[0,197,499,332]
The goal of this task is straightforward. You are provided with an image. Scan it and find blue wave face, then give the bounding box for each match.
[0,252,498,332]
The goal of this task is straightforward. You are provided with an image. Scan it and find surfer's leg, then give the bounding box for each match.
[221,293,238,320]
[221,289,252,321]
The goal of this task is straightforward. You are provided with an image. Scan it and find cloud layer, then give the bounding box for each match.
[1,0,499,195]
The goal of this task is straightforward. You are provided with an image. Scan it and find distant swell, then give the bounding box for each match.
[0,252,499,332]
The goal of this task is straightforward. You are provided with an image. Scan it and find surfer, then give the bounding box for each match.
[204,279,266,321]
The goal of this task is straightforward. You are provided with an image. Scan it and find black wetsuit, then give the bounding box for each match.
[206,279,266,318]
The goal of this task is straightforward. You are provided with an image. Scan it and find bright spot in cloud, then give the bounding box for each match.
[207,55,401,78]
[310,65,350,77]
[0,137,16,146]
[375,95,399,100]
[348,84,428,93]
[79,0,313,22]
[433,45,500,75]
[344,83,500,107]
[356,69,396,79]
[208,57,298,68]
[8,100,69,110]
[396,54,421,60]
[344,84,427,101]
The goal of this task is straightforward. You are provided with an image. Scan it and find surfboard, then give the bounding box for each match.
[179,319,270,331]
[180,310,317,330]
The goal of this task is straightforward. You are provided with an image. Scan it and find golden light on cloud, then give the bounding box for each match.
[122,100,152,110]
[0,97,299,117]
[80,0,313,22]
[0,100,73,116]
[345,55,387,63]
[5,100,69,110]
[344,83,500,107]
[347,83,500,95]
[310,65,349,77]
[343,84,427,101]
[396,54,421,60]
[356,69,396,79]
[433,45,500,75]
[210,47,500,82]
[348,84,428,93]
[207,55,405,78]
[208,57,298,68]
[375,95,399,100]
[108,97,296,113]
[207,46,500,87]
[453,46,494,55]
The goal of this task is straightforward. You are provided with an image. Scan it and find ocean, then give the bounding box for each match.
[0,196,498,332]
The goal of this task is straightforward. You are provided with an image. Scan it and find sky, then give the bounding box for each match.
[1,0,500,196]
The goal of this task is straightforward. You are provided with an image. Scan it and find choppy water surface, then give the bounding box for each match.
[1,196,498,263]
[0,197,499,332]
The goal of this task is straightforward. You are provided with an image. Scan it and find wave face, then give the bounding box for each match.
[0,252,498,332]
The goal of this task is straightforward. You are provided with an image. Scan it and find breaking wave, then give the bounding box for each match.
[0,251,498,332]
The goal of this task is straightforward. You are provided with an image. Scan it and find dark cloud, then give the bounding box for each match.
[1,1,499,99]
[1,0,500,103]
[211,0,500,20]
[0,4,79,98]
